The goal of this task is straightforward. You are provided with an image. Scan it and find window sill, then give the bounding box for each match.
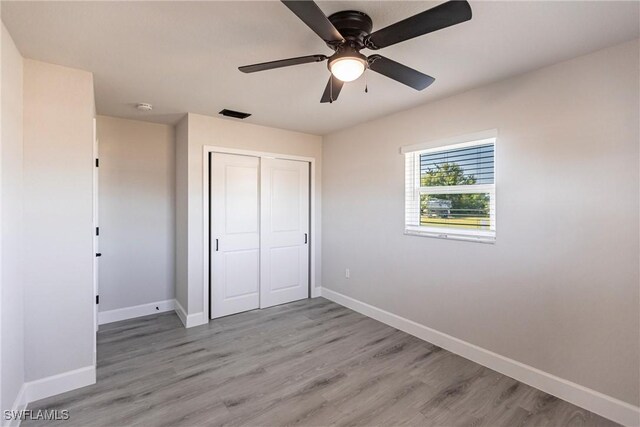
[404,228,496,244]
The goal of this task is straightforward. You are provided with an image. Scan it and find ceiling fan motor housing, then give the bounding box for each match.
[327,10,373,50]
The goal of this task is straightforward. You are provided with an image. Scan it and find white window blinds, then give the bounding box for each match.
[404,136,496,243]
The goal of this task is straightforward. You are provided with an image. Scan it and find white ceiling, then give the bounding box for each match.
[2,1,638,135]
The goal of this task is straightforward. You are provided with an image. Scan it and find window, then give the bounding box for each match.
[404,133,496,243]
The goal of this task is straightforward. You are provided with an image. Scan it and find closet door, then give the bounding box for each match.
[260,158,310,308]
[210,153,260,318]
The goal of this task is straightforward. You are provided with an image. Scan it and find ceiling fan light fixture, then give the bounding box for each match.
[327,48,367,82]
[329,56,366,82]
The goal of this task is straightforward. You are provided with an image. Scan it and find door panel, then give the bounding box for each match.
[269,246,300,291]
[271,169,300,232]
[225,165,259,234]
[260,158,310,308]
[211,153,260,318]
[223,249,259,298]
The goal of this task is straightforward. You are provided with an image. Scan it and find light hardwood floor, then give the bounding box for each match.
[24,298,618,426]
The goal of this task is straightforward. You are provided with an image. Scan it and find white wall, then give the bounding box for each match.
[322,39,639,407]
[1,22,24,415]
[23,59,95,381]
[175,113,322,319]
[96,115,175,314]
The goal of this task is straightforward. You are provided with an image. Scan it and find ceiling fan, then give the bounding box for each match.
[239,0,472,103]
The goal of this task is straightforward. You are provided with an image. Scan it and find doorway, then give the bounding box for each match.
[208,151,311,319]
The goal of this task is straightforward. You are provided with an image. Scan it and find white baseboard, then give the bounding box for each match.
[5,384,28,427]
[98,299,175,325]
[174,298,187,325]
[320,287,640,427]
[24,365,95,405]
[311,286,322,298]
[4,366,96,426]
[174,299,207,328]
[187,312,207,328]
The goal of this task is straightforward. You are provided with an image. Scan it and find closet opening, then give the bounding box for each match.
[203,148,316,320]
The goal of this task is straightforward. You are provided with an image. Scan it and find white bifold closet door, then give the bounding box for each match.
[210,153,309,319]
[211,153,261,318]
[260,158,309,309]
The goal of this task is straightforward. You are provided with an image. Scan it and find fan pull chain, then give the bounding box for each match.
[363,68,368,93]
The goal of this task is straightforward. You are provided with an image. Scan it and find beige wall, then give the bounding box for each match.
[97,115,175,312]
[322,39,639,406]
[23,59,95,380]
[176,113,322,318]
[1,22,24,414]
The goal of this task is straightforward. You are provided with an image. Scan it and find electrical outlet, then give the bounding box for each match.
[345,268,350,279]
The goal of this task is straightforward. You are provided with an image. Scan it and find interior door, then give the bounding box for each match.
[260,158,310,308]
[210,153,261,318]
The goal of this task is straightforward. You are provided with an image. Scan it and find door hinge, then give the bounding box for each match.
[95,158,99,167]
[96,295,99,304]
[95,227,99,236]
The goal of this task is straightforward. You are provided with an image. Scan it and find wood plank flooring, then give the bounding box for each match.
[24,298,618,426]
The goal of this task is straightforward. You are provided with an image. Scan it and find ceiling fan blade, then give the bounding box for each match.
[365,1,472,50]
[368,55,434,90]
[320,75,344,103]
[282,1,345,44]
[239,54,327,73]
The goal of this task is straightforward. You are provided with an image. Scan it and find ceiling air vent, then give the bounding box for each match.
[219,109,251,119]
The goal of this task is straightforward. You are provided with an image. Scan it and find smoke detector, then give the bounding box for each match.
[136,103,153,112]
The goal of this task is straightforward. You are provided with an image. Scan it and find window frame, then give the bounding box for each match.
[404,136,497,243]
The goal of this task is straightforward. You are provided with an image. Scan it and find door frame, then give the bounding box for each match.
[202,146,318,322]
[92,118,98,366]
